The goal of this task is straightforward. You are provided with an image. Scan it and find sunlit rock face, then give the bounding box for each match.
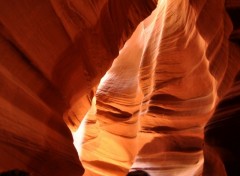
[0,0,240,176]
[74,0,240,176]
[0,0,155,175]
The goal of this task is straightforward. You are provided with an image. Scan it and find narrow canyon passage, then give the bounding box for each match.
[0,0,240,176]
[73,0,240,175]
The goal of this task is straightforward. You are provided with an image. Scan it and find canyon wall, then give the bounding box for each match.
[0,0,240,176]
[0,0,155,175]
[75,0,240,175]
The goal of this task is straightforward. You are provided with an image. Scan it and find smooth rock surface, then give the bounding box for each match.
[1,0,240,176]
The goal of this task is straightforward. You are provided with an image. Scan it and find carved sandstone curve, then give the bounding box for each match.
[75,0,240,176]
[0,0,155,175]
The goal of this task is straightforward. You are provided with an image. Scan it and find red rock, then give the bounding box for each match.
[0,0,240,176]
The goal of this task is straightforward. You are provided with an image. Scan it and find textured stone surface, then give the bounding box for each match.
[0,0,155,175]
[75,0,240,176]
[0,0,240,176]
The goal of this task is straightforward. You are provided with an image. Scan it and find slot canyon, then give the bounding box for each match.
[0,0,240,176]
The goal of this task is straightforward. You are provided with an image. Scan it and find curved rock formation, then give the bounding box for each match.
[1,0,240,176]
[75,0,240,176]
[0,0,155,175]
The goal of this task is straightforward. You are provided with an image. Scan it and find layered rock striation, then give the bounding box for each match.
[0,0,240,176]
[0,0,155,175]
[76,0,240,175]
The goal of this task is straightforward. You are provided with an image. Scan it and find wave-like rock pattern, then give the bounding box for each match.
[0,0,155,175]
[76,0,240,176]
[1,0,240,175]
